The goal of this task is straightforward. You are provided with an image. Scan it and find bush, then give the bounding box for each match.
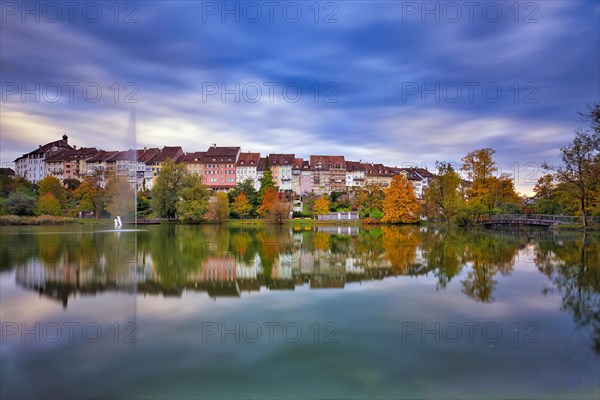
[369,209,383,219]
[3,192,36,216]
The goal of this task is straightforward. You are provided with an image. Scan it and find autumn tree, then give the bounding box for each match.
[232,192,252,219]
[38,176,67,208]
[35,192,62,215]
[313,196,331,216]
[258,186,278,217]
[176,174,210,222]
[74,169,105,220]
[151,158,187,220]
[543,127,599,225]
[266,201,291,224]
[382,174,421,224]
[229,179,259,210]
[461,148,498,212]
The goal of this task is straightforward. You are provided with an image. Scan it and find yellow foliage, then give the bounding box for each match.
[382,175,420,224]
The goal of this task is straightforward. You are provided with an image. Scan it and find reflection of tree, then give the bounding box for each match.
[535,233,600,354]
[142,225,209,289]
[460,232,521,303]
[313,232,330,251]
[381,226,419,274]
[420,228,466,289]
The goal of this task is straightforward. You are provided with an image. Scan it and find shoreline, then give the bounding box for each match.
[2,215,599,231]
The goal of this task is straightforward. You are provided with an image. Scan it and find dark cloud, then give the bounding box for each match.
[1,1,598,192]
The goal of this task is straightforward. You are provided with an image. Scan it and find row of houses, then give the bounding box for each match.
[13,135,434,197]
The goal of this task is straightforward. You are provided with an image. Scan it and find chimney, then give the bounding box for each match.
[212,143,216,148]
[39,145,42,148]
[144,147,147,151]
[73,145,77,150]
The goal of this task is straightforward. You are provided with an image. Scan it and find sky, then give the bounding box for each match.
[1,0,599,194]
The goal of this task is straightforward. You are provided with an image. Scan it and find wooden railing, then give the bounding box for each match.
[480,214,600,226]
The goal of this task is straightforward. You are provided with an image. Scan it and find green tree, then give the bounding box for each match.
[258,159,276,201]
[355,182,385,217]
[176,174,210,222]
[151,158,187,220]
[4,192,36,216]
[206,192,230,223]
[424,161,463,223]
[36,192,62,215]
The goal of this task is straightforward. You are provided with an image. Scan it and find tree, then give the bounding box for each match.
[461,148,498,212]
[266,201,291,224]
[151,158,187,220]
[354,182,385,216]
[231,192,252,219]
[229,179,259,208]
[313,196,330,216]
[258,187,278,217]
[544,129,599,226]
[3,192,36,216]
[176,174,210,222]
[258,158,276,201]
[38,176,67,207]
[206,192,230,223]
[74,170,105,220]
[63,179,80,191]
[424,161,463,222]
[382,174,421,224]
[36,192,62,215]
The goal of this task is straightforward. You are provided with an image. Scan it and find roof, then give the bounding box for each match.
[310,155,346,170]
[151,146,184,163]
[267,153,295,166]
[86,150,120,162]
[183,151,207,163]
[0,168,15,176]
[345,161,366,172]
[292,157,304,169]
[45,147,99,162]
[203,146,240,163]
[138,148,161,162]
[237,152,260,166]
[15,137,73,161]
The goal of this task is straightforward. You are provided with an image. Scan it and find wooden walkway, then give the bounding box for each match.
[480,214,599,227]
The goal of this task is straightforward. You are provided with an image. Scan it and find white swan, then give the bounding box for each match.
[114,216,123,228]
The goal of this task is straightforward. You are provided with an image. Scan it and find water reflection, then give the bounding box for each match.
[2,224,599,353]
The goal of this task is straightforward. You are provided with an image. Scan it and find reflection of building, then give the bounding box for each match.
[13,227,423,306]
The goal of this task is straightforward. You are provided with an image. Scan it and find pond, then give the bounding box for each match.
[1,224,599,399]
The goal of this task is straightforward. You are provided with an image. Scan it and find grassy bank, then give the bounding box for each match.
[0,215,88,226]
[550,223,600,231]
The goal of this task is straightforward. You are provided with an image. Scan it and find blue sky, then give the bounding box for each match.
[1,0,599,193]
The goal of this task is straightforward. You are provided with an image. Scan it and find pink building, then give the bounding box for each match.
[201,145,241,192]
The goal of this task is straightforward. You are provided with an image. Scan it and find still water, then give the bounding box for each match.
[1,224,599,399]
